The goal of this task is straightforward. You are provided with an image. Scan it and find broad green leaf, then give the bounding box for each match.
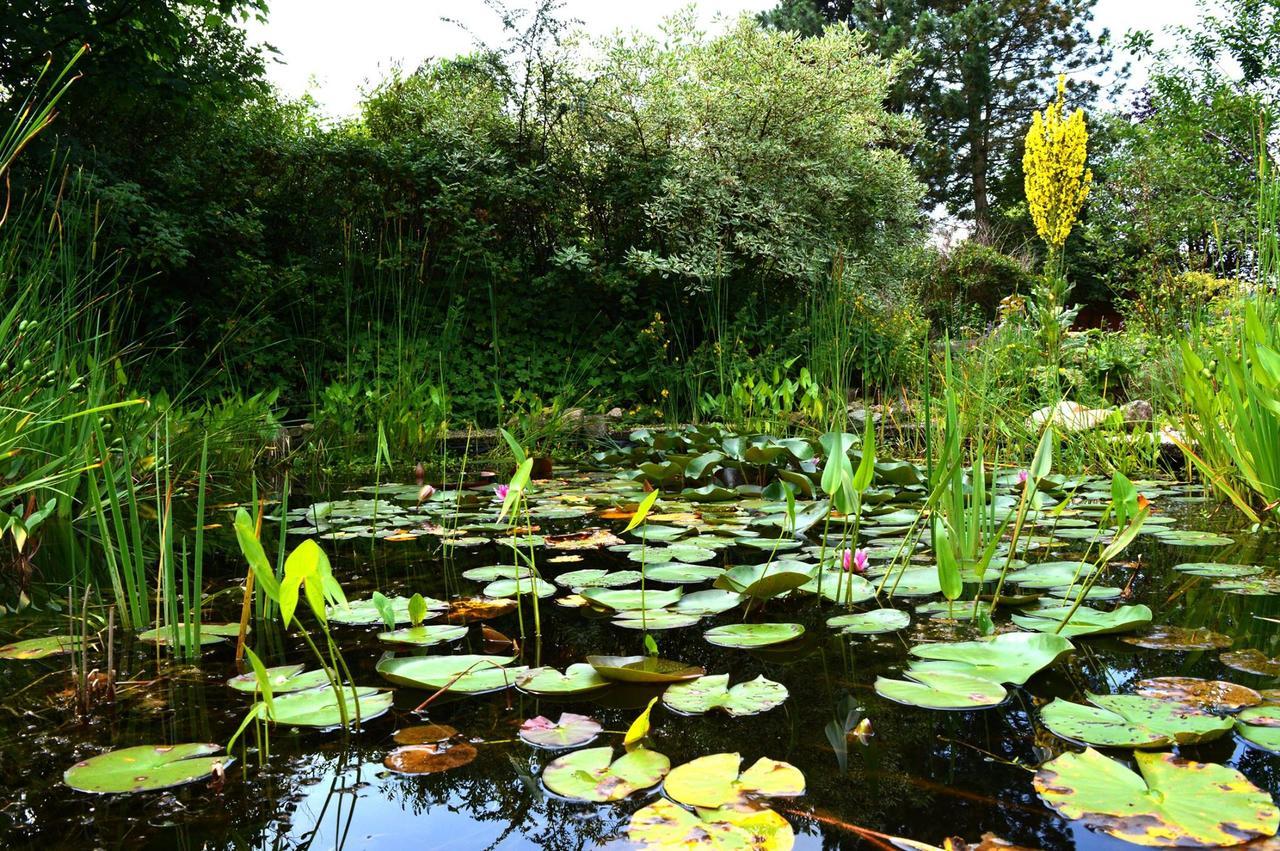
[1041,694,1234,748]
[64,743,233,794]
[542,746,669,802]
[663,674,788,717]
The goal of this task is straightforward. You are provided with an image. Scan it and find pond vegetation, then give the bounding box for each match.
[4,0,1280,848]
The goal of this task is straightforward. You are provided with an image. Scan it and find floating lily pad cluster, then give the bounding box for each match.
[875,633,1073,710]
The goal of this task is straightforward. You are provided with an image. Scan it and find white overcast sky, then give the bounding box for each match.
[241,0,1206,120]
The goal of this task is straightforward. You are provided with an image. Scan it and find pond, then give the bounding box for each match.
[1,465,1279,850]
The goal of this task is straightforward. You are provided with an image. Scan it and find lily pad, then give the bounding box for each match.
[1011,604,1152,637]
[542,746,670,802]
[461,564,537,582]
[704,623,803,649]
[1121,625,1233,651]
[1133,677,1262,712]
[663,752,804,809]
[1152,529,1236,547]
[377,624,469,647]
[628,799,795,851]
[878,567,944,598]
[384,741,477,774]
[908,632,1074,685]
[827,608,910,635]
[328,595,445,625]
[227,664,332,694]
[674,589,743,616]
[137,622,241,645]
[1221,649,1280,678]
[376,653,528,694]
[663,674,788,717]
[266,685,393,728]
[1041,694,1234,748]
[553,569,642,589]
[613,612,702,630]
[519,713,603,748]
[64,743,234,794]
[580,587,682,611]
[587,655,704,683]
[1236,705,1280,753]
[1034,748,1279,846]
[482,578,557,598]
[1173,563,1262,579]
[798,570,877,604]
[715,561,816,600]
[1005,561,1101,589]
[632,545,718,564]
[0,634,85,659]
[874,668,1007,710]
[515,663,610,695]
[643,563,724,584]
[444,597,518,622]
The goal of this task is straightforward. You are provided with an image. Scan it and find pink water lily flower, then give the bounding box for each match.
[1017,470,1029,485]
[843,548,869,574]
[495,484,510,500]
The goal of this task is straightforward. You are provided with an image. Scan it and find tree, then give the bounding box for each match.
[760,0,1111,227]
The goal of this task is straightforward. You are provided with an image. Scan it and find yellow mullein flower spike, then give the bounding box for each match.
[1023,75,1093,251]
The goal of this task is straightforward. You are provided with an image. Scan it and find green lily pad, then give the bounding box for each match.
[64,743,234,794]
[1152,529,1235,546]
[1041,694,1234,748]
[1034,748,1279,846]
[1236,705,1280,752]
[553,569,642,589]
[0,634,85,659]
[1012,604,1152,637]
[519,712,602,749]
[874,668,1007,710]
[227,664,333,694]
[878,567,944,597]
[377,624,469,647]
[704,623,803,649]
[515,663,610,695]
[461,564,538,582]
[613,612,702,630]
[328,595,446,625]
[714,561,815,600]
[826,608,910,635]
[1213,576,1280,596]
[628,799,795,850]
[908,632,1074,685]
[1174,562,1263,578]
[673,589,743,616]
[642,563,724,584]
[482,578,557,598]
[266,685,394,728]
[1222,649,1280,678]
[587,655,704,683]
[1005,561,1101,589]
[137,622,241,645]
[1121,625,1232,651]
[663,752,804,809]
[914,600,995,621]
[632,545,717,564]
[580,587,682,611]
[663,674,788,717]
[1046,585,1122,601]
[376,653,528,694]
[542,746,670,802]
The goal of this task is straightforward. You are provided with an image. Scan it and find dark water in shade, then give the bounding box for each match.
[1,476,1279,851]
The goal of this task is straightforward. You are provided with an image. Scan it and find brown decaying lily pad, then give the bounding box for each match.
[1120,625,1233,651]
[543,529,625,550]
[383,741,477,774]
[1222,649,1280,678]
[444,597,518,623]
[1134,677,1262,712]
[393,724,459,745]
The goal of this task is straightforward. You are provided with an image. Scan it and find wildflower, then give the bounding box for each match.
[661,388,669,399]
[1017,470,1029,485]
[418,484,436,503]
[1023,75,1092,252]
[494,484,510,500]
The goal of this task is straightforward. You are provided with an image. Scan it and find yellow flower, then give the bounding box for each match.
[1023,76,1092,251]
[660,388,669,398]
